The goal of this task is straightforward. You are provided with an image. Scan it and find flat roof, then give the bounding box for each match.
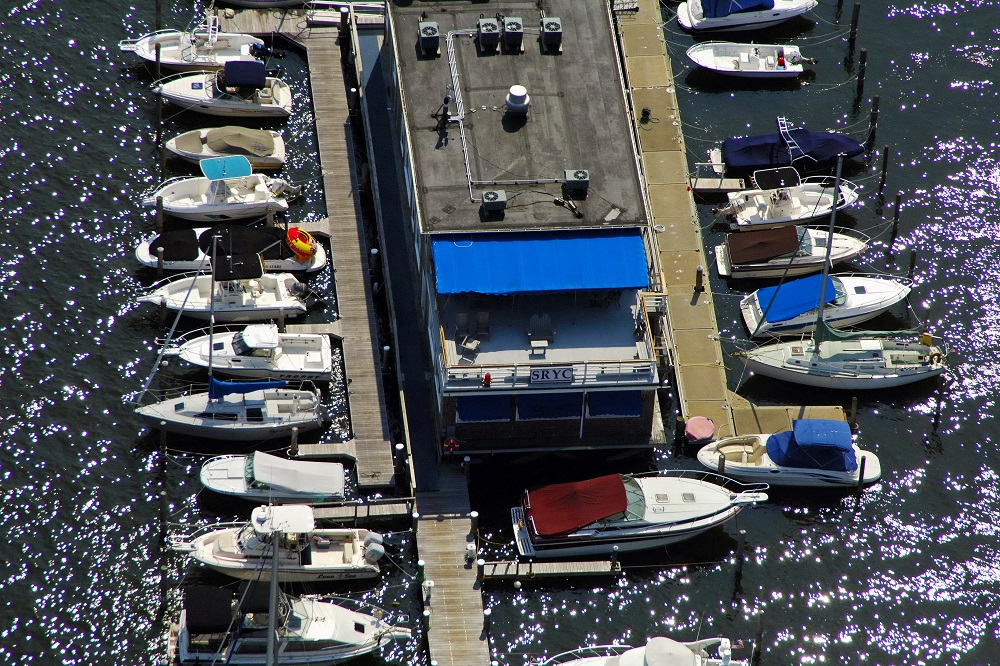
[390,0,647,233]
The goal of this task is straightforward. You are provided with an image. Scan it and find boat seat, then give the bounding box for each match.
[304,351,323,367]
[313,536,331,549]
[740,52,750,63]
[342,541,354,562]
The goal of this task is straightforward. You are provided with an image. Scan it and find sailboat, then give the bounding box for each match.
[134,234,325,441]
[734,157,949,389]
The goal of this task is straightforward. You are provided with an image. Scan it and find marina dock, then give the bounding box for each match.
[221,10,398,490]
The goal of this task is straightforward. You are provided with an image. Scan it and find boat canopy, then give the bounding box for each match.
[209,377,286,399]
[185,586,235,635]
[525,474,628,537]
[248,451,346,498]
[213,253,265,281]
[250,504,316,535]
[765,419,857,471]
[753,273,836,323]
[200,155,253,180]
[752,166,801,190]
[223,60,267,88]
[432,229,649,295]
[206,126,275,157]
[722,127,865,174]
[701,0,774,18]
[237,581,272,614]
[727,226,799,265]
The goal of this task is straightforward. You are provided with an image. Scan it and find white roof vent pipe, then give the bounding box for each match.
[505,85,530,114]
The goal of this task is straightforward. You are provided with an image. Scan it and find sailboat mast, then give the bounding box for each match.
[813,154,844,353]
[267,529,280,666]
[207,234,219,398]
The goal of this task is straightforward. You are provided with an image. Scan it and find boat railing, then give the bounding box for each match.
[118,29,178,52]
[630,469,769,495]
[305,594,409,628]
[157,323,245,349]
[151,68,214,89]
[142,174,195,199]
[142,270,208,291]
[168,520,247,550]
[444,356,657,391]
[532,644,633,665]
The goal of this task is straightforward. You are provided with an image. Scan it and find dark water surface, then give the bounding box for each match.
[1,0,998,664]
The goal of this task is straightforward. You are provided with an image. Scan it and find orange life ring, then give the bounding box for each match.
[443,437,460,452]
[286,227,317,262]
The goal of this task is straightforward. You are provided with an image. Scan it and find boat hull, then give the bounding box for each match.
[741,337,948,389]
[677,0,818,31]
[695,435,882,487]
[165,128,286,169]
[120,30,264,71]
[716,227,868,279]
[155,72,292,118]
[686,42,807,78]
[136,273,309,323]
[171,326,334,381]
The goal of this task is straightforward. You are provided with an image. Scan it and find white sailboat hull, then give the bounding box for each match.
[135,387,323,441]
[741,337,948,389]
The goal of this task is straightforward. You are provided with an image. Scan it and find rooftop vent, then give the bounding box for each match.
[418,21,440,57]
[481,189,507,212]
[502,16,524,52]
[540,17,563,53]
[505,85,530,115]
[564,169,590,192]
[478,17,500,50]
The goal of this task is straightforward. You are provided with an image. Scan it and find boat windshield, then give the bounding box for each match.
[830,277,848,306]
[244,455,267,489]
[236,524,267,554]
[794,226,813,257]
[232,332,251,356]
[596,477,646,524]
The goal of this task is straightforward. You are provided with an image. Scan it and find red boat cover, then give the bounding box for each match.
[525,474,628,538]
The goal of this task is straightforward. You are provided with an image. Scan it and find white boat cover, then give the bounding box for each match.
[250,504,315,534]
[250,451,346,497]
[241,324,281,350]
[642,637,698,666]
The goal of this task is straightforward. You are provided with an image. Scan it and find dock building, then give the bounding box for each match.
[376,0,665,453]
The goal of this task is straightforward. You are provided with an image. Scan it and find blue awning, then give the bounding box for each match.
[432,229,649,295]
[765,419,856,471]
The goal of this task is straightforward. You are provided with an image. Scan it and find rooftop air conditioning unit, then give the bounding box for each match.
[564,169,590,192]
[481,189,507,212]
[502,16,524,52]
[478,17,500,49]
[418,21,440,57]
[540,17,563,52]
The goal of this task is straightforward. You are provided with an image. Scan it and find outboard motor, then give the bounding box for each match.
[269,178,302,199]
[364,542,386,565]
[289,281,311,300]
[364,532,384,547]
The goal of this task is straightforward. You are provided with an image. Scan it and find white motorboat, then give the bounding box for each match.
[715,167,860,231]
[716,225,869,279]
[119,12,266,71]
[741,273,911,337]
[171,505,386,582]
[136,261,310,323]
[142,156,299,222]
[154,61,292,118]
[164,323,333,381]
[134,378,323,441]
[165,126,286,169]
[696,419,881,487]
[537,636,750,666]
[677,0,817,32]
[200,451,346,503]
[136,223,326,274]
[686,41,813,78]
[171,584,410,665]
[511,471,767,559]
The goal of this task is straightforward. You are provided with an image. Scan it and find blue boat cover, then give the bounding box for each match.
[224,60,267,88]
[432,229,649,295]
[765,419,856,471]
[753,273,835,323]
[701,0,774,18]
[722,128,864,174]
[209,377,286,399]
[200,155,253,180]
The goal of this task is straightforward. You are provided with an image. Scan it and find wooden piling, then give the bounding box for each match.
[891,193,902,237]
[856,47,867,98]
[866,94,880,151]
[856,456,867,494]
[878,145,890,193]
[848,396,858,429]
[908,249,918,280]
[848,2,861,49]
[717,454,725,475]
[695,265,704,293]
[155,196,164,234]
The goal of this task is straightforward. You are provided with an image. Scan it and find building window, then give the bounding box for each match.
[456,395,511,422]
[517,393,582,421]
[587,390,642,418]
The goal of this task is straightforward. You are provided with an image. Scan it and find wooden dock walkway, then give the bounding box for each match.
[616,0,845,437]
[313,500,412,524]
[220,10,397,489]
[480,560,621,581]
[414,465,491,666]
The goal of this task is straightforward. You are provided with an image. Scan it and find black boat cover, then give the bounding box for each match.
[224,61,267,88]
[147,224,298,263]
[214,253,264,281]
[238,580,272,614]
[185,586,234,635]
